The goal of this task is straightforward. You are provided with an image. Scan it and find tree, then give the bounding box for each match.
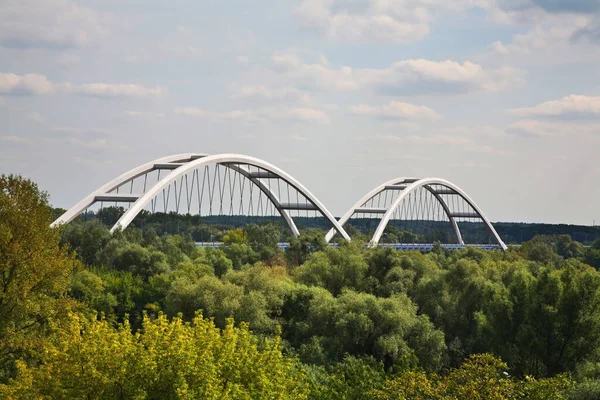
[0,175,78,382]
[307,355,385,400]
[245,224,282,262]
[371,354,574,400]
[111,242,170,279]
[286,229,328,265]
[292,288,446,371]
[60,220,112,266]
[0,313,309,399]
[296,243,369,296]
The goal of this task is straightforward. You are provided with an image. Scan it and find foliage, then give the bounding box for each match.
[0,175,78,382]
[5,180,600,396]
[0,313,309,399]
[371,354,574,400]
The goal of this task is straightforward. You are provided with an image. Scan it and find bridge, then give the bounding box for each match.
[51,153,507,250]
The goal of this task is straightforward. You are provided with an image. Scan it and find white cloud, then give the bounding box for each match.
[506,120,555,136]
[174,107,268,124]
[295,0,481,43]
[0,72,165,98]
[73,156,116,166]
[289,134,307,142]
[234,84,312,103]
[124,111,166,118]
[68,137,109,149]
[273,107,330,125]
[490,25,574,55]
[371,59,523,95]
[272,53,361,91]
[573,16,600,44]
[0,73,53,95]
[50,126,111,136]
[237,55,250,65]
[376,133,515,155]
[449,161,493,169]
[60,83,165,98]
[174,106,330,125]
[506,119,600,137]
[507,95,600,118]
[0,0,109,49]
[439,125,507,138]
[377,134,473,145]
[272,54,524,94]
[55,53,81,67]
[0,135,35,145]
[485,16,600,65]
[351,101,442,120]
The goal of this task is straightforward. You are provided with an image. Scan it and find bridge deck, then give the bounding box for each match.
[195,242,501,250]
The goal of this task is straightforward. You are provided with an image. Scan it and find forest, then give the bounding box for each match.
[59,206,600,246]
[3,173,600,399]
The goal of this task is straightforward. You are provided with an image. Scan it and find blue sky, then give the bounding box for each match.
[1,0,600,224]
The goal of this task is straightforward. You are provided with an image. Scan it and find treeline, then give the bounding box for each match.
[60,206,600,245]
[2,174,600,398]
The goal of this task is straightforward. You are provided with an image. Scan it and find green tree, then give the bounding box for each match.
[296,243,369,296]
[0,313,309,399]
[0,175,78,381]
[245,223,282,262]
[286,229,328,265]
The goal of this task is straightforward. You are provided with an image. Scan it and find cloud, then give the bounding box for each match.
[439,125,507,138]
[296,0,430,44]
[0,0,109,49]
[506,120,556,137]
[272,54,524,95]
[0,135,35,145]
[495,0,600,14]
[73,156,115,166]
[449,162,493,169]
[274,107,330,125]
[490,25,574,55]
[174,107,267,123]
[289,134,307,142]
[67,137,109,150]
[0,73,53,95]
[295,0,480,43]
[573,17,600,44]
[371,60,524,95]
[233,84,312,103]
[0,72,165,98]
[506,95,600,118]
[124,111,166,118]
[272,53,361,91]
[59,82,165,98]
[377,134,473,145]
[237,55,250,66]
[506,119,600,137]
[351,101,442,120]
[376,133,515,155]
[174,106,330,125]
[50,126,111,136]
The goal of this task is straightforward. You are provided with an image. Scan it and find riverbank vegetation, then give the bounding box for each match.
[3,174,600,399]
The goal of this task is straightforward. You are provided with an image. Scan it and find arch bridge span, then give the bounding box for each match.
[52,153,505,250]
[51,153,350,241]
[326,177,507,251]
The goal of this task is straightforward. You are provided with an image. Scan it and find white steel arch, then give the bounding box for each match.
[327,177,506,250]
[53,153,351,241]
[51,153,206,227]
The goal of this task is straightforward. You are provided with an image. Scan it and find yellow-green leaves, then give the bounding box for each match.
[0,175,79,382]
[371,354,575,400]
[0,313,308,399]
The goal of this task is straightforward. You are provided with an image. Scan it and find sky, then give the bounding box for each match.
[1,0,600,225]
